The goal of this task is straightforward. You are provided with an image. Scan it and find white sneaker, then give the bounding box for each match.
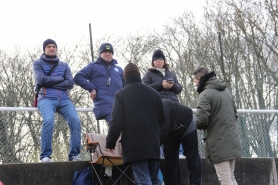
[41,157,51,163]
[71,155,82,161]
[179,154,186,159]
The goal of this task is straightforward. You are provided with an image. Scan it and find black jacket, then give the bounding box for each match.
[160,99,194,145]
[106,76,165,163]
[143,68,182,102]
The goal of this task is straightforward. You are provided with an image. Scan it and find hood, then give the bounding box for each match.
[197,71,226,94]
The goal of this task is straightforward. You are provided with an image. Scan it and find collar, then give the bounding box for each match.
[197,71,216,94]
[124,76,142,86]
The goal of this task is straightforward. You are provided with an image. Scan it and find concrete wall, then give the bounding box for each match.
[0,158,277,185]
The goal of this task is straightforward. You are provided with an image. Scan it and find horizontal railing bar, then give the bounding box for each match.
[0,107,277,113]
[0,107,93,112]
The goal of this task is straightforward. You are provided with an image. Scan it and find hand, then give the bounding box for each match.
[90,89,97,100]
[107,148,115,154]
[162,80,173,89]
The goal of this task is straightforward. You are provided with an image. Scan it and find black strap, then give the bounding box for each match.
[47,61,59,76]
[35,61,59,95]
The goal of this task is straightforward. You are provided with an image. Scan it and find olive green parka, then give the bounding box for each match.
[195,72,242,163]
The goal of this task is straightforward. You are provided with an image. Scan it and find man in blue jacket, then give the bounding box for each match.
[33,39,81,162]
[74,43,124,125]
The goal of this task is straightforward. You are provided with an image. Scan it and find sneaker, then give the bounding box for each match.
[41,157,51,163]
[179,154,186,159]
[70,155,82,161]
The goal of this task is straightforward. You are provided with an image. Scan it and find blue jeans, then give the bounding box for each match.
[179,144,184,155]
[130,159,162,185]
[38,99,81,160]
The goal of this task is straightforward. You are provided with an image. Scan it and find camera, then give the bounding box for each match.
[166,78,173,84]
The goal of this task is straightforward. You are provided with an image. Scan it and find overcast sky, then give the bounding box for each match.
[0,0,203,51]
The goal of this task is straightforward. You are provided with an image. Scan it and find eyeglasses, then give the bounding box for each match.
[153,58,164,61]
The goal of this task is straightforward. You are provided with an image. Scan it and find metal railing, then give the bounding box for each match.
[0,107,278,164]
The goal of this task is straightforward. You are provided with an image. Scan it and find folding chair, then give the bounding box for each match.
[86,133,137,185]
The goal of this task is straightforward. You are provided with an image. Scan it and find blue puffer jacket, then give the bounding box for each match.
[33,54,74,100]
[33,54,74,101]
[74,57,124,120]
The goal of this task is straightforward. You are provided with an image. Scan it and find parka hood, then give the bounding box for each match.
[197,71,226,94]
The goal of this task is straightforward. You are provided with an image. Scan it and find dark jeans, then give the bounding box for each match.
[130,159,162,185]
[163,130,202,185]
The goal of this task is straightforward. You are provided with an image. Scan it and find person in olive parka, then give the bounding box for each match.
[193,67,242,185]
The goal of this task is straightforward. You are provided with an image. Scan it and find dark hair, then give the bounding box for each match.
[163,63,169,70]
[193,68,209,79]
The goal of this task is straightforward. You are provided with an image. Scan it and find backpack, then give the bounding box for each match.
[72,167,94,185]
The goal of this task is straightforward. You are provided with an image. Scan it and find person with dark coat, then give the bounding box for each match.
[193,67,242,185]
[143,49,183,102]
[160,99,202,185]
[74,43,124,125]
[106,63,165,185]
[143,49,185,159]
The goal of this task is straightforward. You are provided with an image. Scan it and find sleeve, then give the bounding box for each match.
[74,63,96,92]
[158,97,166,127]
[170,74,183,94]
[52,63,74,90]
[142,71,164,91]
[106,93,124,149]
[118,66,125,88]
[195,93,211,130]
[159,101,170,145]
[33,60,64,87]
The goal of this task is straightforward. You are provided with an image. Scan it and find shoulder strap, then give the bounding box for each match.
[34,61,59,97]
[47,61,59,76]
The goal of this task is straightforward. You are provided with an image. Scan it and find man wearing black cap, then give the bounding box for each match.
[74,42,124,126]
[106,63,165,185]
[33,39,82,162]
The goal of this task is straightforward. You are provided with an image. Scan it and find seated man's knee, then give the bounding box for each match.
[42,114,55,124]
